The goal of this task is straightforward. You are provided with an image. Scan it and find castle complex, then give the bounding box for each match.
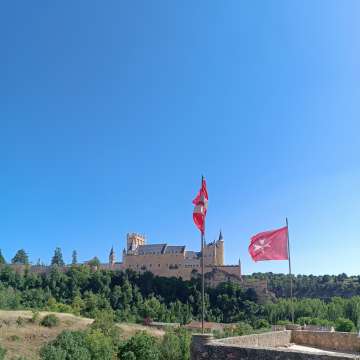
[106,232,242,282]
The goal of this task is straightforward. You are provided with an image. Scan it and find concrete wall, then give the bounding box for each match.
[292,330,360,353]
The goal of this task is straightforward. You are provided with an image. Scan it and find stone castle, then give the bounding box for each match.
[106,231,242,282]
[103,231,269,299]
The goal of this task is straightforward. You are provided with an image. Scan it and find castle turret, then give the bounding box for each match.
[215,230,224,265]
[127,233,145,252]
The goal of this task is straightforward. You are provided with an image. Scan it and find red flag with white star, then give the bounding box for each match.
[192,178,208,234]
[249,226,289,262]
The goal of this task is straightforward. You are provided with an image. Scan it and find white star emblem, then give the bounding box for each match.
[253,239,271,253]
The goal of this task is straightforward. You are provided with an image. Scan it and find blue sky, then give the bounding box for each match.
[1,1,360,275]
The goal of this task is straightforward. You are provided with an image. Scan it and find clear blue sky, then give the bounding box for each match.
[1,1,359,275]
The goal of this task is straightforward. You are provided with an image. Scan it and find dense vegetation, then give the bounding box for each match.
[36,309,191,360]
[248,272,360,299]
[0,264,359,331]
[0,264,261,324]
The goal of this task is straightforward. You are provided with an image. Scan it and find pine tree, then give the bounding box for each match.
[72,250,78,265]
[11,249,29,264]
[51,247,65,266]
[0,249,6,265]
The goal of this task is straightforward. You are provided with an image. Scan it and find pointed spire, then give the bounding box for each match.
[218,229,223,241]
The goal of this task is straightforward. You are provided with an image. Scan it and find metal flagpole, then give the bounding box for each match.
[286,217,294,323]
[201,176,205,334]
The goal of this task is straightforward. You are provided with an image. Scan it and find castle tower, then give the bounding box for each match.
[215,230,224,265]
[126,233,145,252]
[109,246,115,267]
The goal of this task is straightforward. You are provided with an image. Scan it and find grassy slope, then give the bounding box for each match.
[0,310,164,360]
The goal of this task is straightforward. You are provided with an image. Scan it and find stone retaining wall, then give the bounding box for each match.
[292,330,360,353]
[214,330,291,347]
[191,332,360,360]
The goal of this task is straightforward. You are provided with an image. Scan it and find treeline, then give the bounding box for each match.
[247,272,360,299]
[1,264,360,330]
[0,264,261,324]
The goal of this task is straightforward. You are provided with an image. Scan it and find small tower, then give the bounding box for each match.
[127,233,145,252]
[109,246,115,268]
[215,230,224,265]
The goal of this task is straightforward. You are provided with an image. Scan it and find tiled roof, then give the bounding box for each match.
[164,245,185,254]
[137,244,167,255]
[185,251,199,259]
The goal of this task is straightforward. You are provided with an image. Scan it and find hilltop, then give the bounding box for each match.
[0,310,164,360]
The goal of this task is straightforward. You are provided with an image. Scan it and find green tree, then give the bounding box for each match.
[40,331,90,360]
[0,250,6,265]
[71,250,78,265]
[11,249,29,265]
[51,247,65,267]
[118,332,160,360]
[335,318,355,332]
[86,329,114,360]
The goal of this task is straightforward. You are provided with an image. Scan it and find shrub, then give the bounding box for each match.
[160,328,191,360]
[30,310,40,324]
[335,318,355,332]
[118,332,160,360]
[86,329,114,360]
[40,331,90,360]
[254,319,270,329]
[16,316,25,327]
[0,345,6,360]
[91,310,115,337]
[41,314,60,328]
[8,334,20,341]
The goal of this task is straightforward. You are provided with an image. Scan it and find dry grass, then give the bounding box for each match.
[0,310,164,360]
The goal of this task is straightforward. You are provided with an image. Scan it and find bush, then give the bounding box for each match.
[160,328,191,360]
[0,345,6,360]
[16,316,25,327]
[41,314,60,328]
[91,310,115,337]
[86,329,114,360]
[40,329,117,360]
[335,318,355,332]
[8,334,20,341]
[30,310,40,324]
[40,331,90,360]
[254,319,270,329]
[118,332,160,360]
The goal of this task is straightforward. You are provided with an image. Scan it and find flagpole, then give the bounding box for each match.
[286,217,294,323]
[201,176,205,334]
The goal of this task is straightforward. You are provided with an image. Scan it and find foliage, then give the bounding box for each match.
[71,250,78,265]
[0,345,6,360]
[335,317,355,332]
[16,316,25,327]
[0,263,359,329]
[11,249,29,265]
[51,248,65,267]
[160,328,191,360]
[41,314,60,328]
[40,331,90,360]
[0,250,6,265]
[118,332,161,360]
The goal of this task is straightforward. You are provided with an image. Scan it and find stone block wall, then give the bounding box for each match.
[216,330,291,347]
[191,332,360,360]
[292,330,360,353]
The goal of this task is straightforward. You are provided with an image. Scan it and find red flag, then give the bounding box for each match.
[192,178,208,234]
[249,226,288,262]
